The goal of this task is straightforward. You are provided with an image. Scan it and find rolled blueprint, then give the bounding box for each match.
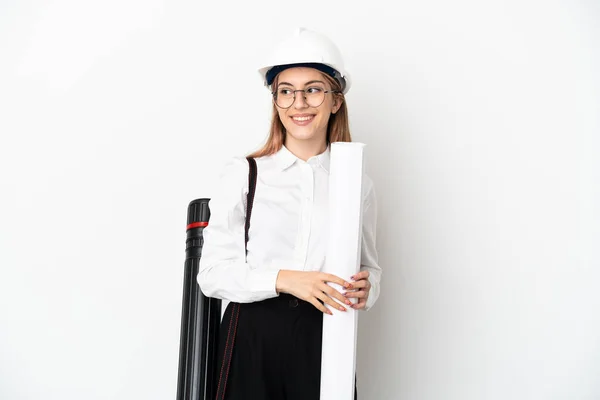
[320,142,366,400]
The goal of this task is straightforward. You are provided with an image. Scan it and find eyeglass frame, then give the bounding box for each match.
[271,87,341,109]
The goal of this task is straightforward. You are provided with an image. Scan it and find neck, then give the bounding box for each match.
[284,137,327,161]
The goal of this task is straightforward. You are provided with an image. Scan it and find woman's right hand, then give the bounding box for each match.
[275,270,354,314]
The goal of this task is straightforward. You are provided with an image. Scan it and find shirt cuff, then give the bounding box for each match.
[249,268,280,300]
[364,275,377,311]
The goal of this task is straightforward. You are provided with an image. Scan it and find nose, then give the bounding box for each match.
[293,90,308,109]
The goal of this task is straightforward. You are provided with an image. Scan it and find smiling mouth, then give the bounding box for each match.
[291,115,315,122]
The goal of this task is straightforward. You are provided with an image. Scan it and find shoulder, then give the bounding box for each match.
[219,152,280,188]
[361,173,378,212]
[214,156,253,198]
[362,173,376,198]
[251,151,280,172]
[218,156,249,179]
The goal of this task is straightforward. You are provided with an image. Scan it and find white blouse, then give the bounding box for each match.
[197,145,381,310]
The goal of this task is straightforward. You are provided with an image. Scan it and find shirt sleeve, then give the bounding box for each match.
[197,157,280,303]
[360,178,382,311]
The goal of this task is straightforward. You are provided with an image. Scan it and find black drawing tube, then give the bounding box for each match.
[176,198,221,400]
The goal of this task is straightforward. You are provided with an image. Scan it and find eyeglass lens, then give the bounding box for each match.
[274,88,326,108]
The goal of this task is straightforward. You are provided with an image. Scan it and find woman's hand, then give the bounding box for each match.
[344,270,371,310]
[276,270,354,315]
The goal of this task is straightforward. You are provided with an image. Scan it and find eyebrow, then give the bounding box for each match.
[277,80,326,87]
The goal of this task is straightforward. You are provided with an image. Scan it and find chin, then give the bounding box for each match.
[284,126,316,141]
[288,132,317,141]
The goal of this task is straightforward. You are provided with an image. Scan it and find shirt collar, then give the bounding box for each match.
[313,145,330,173]
[274,145,331,173]
[273,145,298,171]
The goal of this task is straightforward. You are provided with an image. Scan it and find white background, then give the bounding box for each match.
[1,1,599,399]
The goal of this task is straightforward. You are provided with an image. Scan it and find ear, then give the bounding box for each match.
[331,95,343,114]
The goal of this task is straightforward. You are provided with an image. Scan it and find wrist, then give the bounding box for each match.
[275,269,289,294]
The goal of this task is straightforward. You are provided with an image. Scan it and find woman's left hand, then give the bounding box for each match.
[344,270,370,310]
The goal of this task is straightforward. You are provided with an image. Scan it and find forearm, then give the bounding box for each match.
[197,259,279,303]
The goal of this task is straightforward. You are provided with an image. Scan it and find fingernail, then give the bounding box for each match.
[339,306,346,311]
[327,310,333,315]
[350,275,356,280]
[345,300,352,305]
[347,283,354,289]
[343,282,350,288]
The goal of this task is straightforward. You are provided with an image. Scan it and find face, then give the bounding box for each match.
[273,67,342,149]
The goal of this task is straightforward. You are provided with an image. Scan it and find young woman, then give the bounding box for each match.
[198,27,381,400]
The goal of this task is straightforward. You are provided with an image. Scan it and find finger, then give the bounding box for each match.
[320,283,353,306]
[320,273,354,290]
[347,279,369,289]
[343,290,367,299]
[309,297,332,315]
[315,290,347,312]
[350,270,370,281]
[352,298,367,310]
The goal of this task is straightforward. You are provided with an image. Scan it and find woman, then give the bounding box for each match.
[198,27,381,400]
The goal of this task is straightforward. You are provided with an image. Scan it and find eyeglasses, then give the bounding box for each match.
[272,86,340,109]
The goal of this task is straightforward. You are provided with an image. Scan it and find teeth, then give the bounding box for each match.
[293,116,313,121]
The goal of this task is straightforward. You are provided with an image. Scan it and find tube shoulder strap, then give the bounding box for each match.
[215,157,257,400]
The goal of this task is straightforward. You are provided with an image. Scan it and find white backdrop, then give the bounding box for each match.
[1,1,599,399]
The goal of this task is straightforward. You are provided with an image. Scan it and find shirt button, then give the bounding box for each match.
[289,298,299,308]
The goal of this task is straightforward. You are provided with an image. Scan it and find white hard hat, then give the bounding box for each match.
[258,27,352,94]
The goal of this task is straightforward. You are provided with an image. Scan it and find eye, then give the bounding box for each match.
[278,88,293,96]
[306,87,324,94]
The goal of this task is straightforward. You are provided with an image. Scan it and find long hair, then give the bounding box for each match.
[248,71,352,158]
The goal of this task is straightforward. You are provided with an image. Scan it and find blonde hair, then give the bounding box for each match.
[248,71,351,158]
